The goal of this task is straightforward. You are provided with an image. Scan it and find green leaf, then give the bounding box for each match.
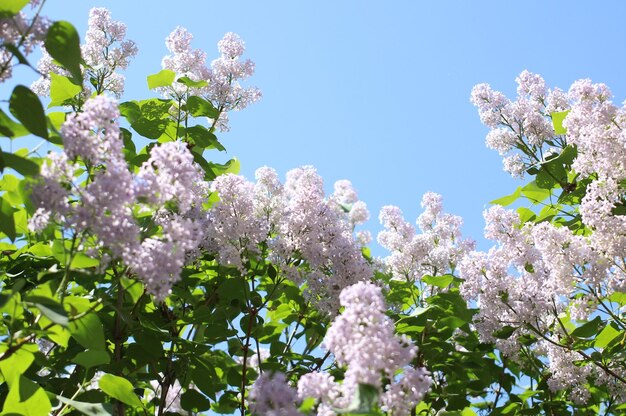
[0,196,16,241]
[609,291,626,305]
[72,349,110,370]
[521,180,551,204]
[2,152,39,176]
[147,69,176,89]
[595,324,621,349]
[339,383,378,414]
[3,43,33,67]
[299,397,317,413]
[551,110,570,135]
[98,374,144,408]
[49,73,82,107]
[47,111,66,130]
[0,0,28,18]
[119,101,141,124]
[0,108,29,138]
[1,375,51,415]
[45,21,83,83]
[493,325,517,339]
[69,252,100,269]
[180,389,212,412]
[69,313,105,350]
[55,396,113,416]
[187,96,220,118]
[185,125,225,151]
[571,316,603,339]
[422,274,454,288]
[128,98,174,139]
[222,158,240,175]
[26,296,68,326]
[490,186,521,206]
[9,85,48,139]
[536,168,557,190]
[516,207,536,223]
[177,76,209,88]
[0,344,35,384]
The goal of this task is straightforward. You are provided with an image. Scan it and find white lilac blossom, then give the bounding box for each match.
[29,153,75,232]
[0,1,49,83]
[204,173,269,271]
[324,282,418,387]
[378,192,474,282]
[146,378,188,415]
[61,94,122,164]
[204,166,372,315]
[472,71,626,181]
[81,7,138,96]
[31,7,136,97]
[457,203,626,400]
[470,70,562,178]
[206,32,261,130]
[379,367,432,416]
[248,372,302,416]
[135,141,208,214]
[160,29,261,131]
[29,95,206,300]
[297,282,431,415]
[332,179,359,205]
[161,26,210,96]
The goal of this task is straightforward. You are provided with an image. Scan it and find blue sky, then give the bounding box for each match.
[17,0,626,253]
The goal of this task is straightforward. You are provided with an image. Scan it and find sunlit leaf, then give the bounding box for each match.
[147,69,176,89]
[98,374,144,408]
[9,85,48,139]
[45,21,83,83]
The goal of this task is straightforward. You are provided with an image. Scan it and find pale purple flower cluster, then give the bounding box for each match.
[330,179,370,228]
[29,95,207,299]
[161,26,210,96]
[457,203,626,400]
[248,372,302,416]
[148,378,187,415]
[61,94,122,164]
[32,8,137,97]
[82,7,138,96]
[459,206,599,350]
[205,166,372,314]
[207,33,261,125]
[161,29,261,131]
[378,192,474,283]
[204,173,269,271]
[0,1,49,83]
[297,282,431,415]
[470,70,566,177]
[29,153,75,232]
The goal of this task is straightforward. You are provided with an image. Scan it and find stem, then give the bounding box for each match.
[56,232,79,299]
[113,271,126,416]
[527,320,626,385]
[0,0,47,77]
[239,271,256,416]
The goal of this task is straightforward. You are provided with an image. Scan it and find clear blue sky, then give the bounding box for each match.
[16,0,626,253]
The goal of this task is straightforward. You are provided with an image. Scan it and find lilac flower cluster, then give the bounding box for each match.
[248,372,302,416]
[0,1,49,83]
[29,95,206,299]
[32,8,137,97]
[161,27,210,96]
[458,203,626,401]
[470,70,568,177]
[378,192,474,283]
[297,282,431,415]
[205,167,372,315]
[161,28,261,131]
